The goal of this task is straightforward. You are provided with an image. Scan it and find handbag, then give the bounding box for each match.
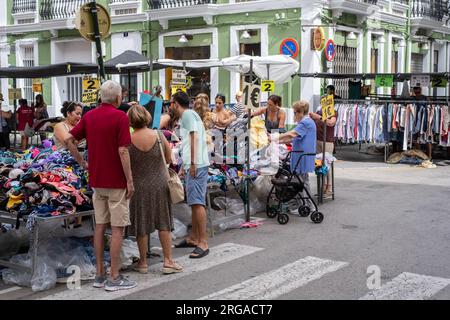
[156,131,185,204]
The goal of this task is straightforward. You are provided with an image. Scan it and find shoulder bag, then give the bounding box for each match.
[156,131,185,204]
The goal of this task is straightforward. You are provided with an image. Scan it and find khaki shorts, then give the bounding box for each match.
[317,141,334,154]
[92,188,130,227]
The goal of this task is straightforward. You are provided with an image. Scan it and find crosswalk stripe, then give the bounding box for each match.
[0,286,22,296]
[40,242,263,300]
[199,256,348,300]
[359,272,450,300]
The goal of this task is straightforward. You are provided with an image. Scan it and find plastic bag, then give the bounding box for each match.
[253,176,274,201]
[172,218,188,240]
[2,254,57,292]
[219,218,245,231]
[38,238,96,281]
[172,203,192,227]
[31,260,57,292]
[120,238,140,268]
[2,254,32,287]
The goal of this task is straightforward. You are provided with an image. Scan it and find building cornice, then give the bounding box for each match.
[147,0,320,29]
[371,11,408,26]
[0,13,148,35]
[328,0,380,21]
[391,1,409,13]
[410,17,450,36]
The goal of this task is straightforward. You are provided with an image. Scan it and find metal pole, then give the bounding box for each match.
[128,70,131,102]
[13,79,17,151]
[89,1,106,80]
[245,59,253,222]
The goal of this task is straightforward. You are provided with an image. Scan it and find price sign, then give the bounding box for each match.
[261,80,275,92]
[321,94,335,121]
[172,69,187,85]
[82,76,100,91]
[242,81,261,110]
[431,77,448,88]
[171,85,187,95]
[411,75,430,87]
[8,88,22,100]
[375,75,394,88]
[82,90,98,104]
[32,83,43,93]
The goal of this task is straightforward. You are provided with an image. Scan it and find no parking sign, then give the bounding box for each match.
[280,38,300,59]
[324,39,336,62]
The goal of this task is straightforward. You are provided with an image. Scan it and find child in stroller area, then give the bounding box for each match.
[269,100,323,224]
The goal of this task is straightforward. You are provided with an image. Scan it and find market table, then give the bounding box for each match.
[0,210,95,275]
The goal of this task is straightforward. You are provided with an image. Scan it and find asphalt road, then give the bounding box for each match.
[1,160,450,300]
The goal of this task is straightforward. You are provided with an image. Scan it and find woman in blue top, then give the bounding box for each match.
[274,100,316,202]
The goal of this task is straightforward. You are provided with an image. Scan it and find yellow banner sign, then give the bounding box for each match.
[171,85,187,95]
[8,88,22,100]
[82,90,98,104]
[321,94,335,121]
[261,80,275,92]
[82,76,100,91]
[32,83,43,93]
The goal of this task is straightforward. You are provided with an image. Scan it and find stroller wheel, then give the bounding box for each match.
[298,205,311,217]
[266,206,278,218]
[310,212,324,224]
[277,213,289,225]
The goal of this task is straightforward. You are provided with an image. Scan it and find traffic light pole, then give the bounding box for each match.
[89,1,106,80]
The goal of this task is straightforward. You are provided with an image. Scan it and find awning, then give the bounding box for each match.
[0,62,98,79]
[221,55,300,84]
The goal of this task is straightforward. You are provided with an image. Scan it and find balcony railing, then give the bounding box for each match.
[411,0,449,21]
[39,0,90,20]
[12,0,37,14]
[147,0,216,10]
[358,0,378,3]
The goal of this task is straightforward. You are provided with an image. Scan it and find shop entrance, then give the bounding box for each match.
[165,46,211,100]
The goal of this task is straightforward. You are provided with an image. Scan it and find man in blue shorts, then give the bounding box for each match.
[174,92,210,259]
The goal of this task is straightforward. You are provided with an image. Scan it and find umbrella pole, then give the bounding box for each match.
[245,59,253,222]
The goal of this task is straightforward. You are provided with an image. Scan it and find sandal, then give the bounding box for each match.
[162,262,183,274]
[189,247,210,259]
[175,239,197,248]
[132,264,149,274]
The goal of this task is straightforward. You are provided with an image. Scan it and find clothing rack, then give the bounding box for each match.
[293,72,450,81]
[335,99,449,104]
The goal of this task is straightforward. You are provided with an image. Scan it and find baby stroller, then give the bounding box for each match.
[266,151,324,225]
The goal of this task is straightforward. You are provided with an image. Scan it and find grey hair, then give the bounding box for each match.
[100,80,122,104]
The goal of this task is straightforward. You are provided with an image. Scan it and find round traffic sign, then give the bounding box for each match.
[75,3,111,42]
[324,39,336,62]
[280,38,300,59]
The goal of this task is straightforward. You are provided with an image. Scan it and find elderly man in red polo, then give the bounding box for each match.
[65,80,137,292]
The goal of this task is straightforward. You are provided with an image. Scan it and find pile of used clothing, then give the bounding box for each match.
[0,147,92,230]
[387,149,430,165]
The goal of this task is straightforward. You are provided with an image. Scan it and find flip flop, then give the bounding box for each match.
[189,247,209,259]
[175,239,197,248]
[162,262,183,274]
